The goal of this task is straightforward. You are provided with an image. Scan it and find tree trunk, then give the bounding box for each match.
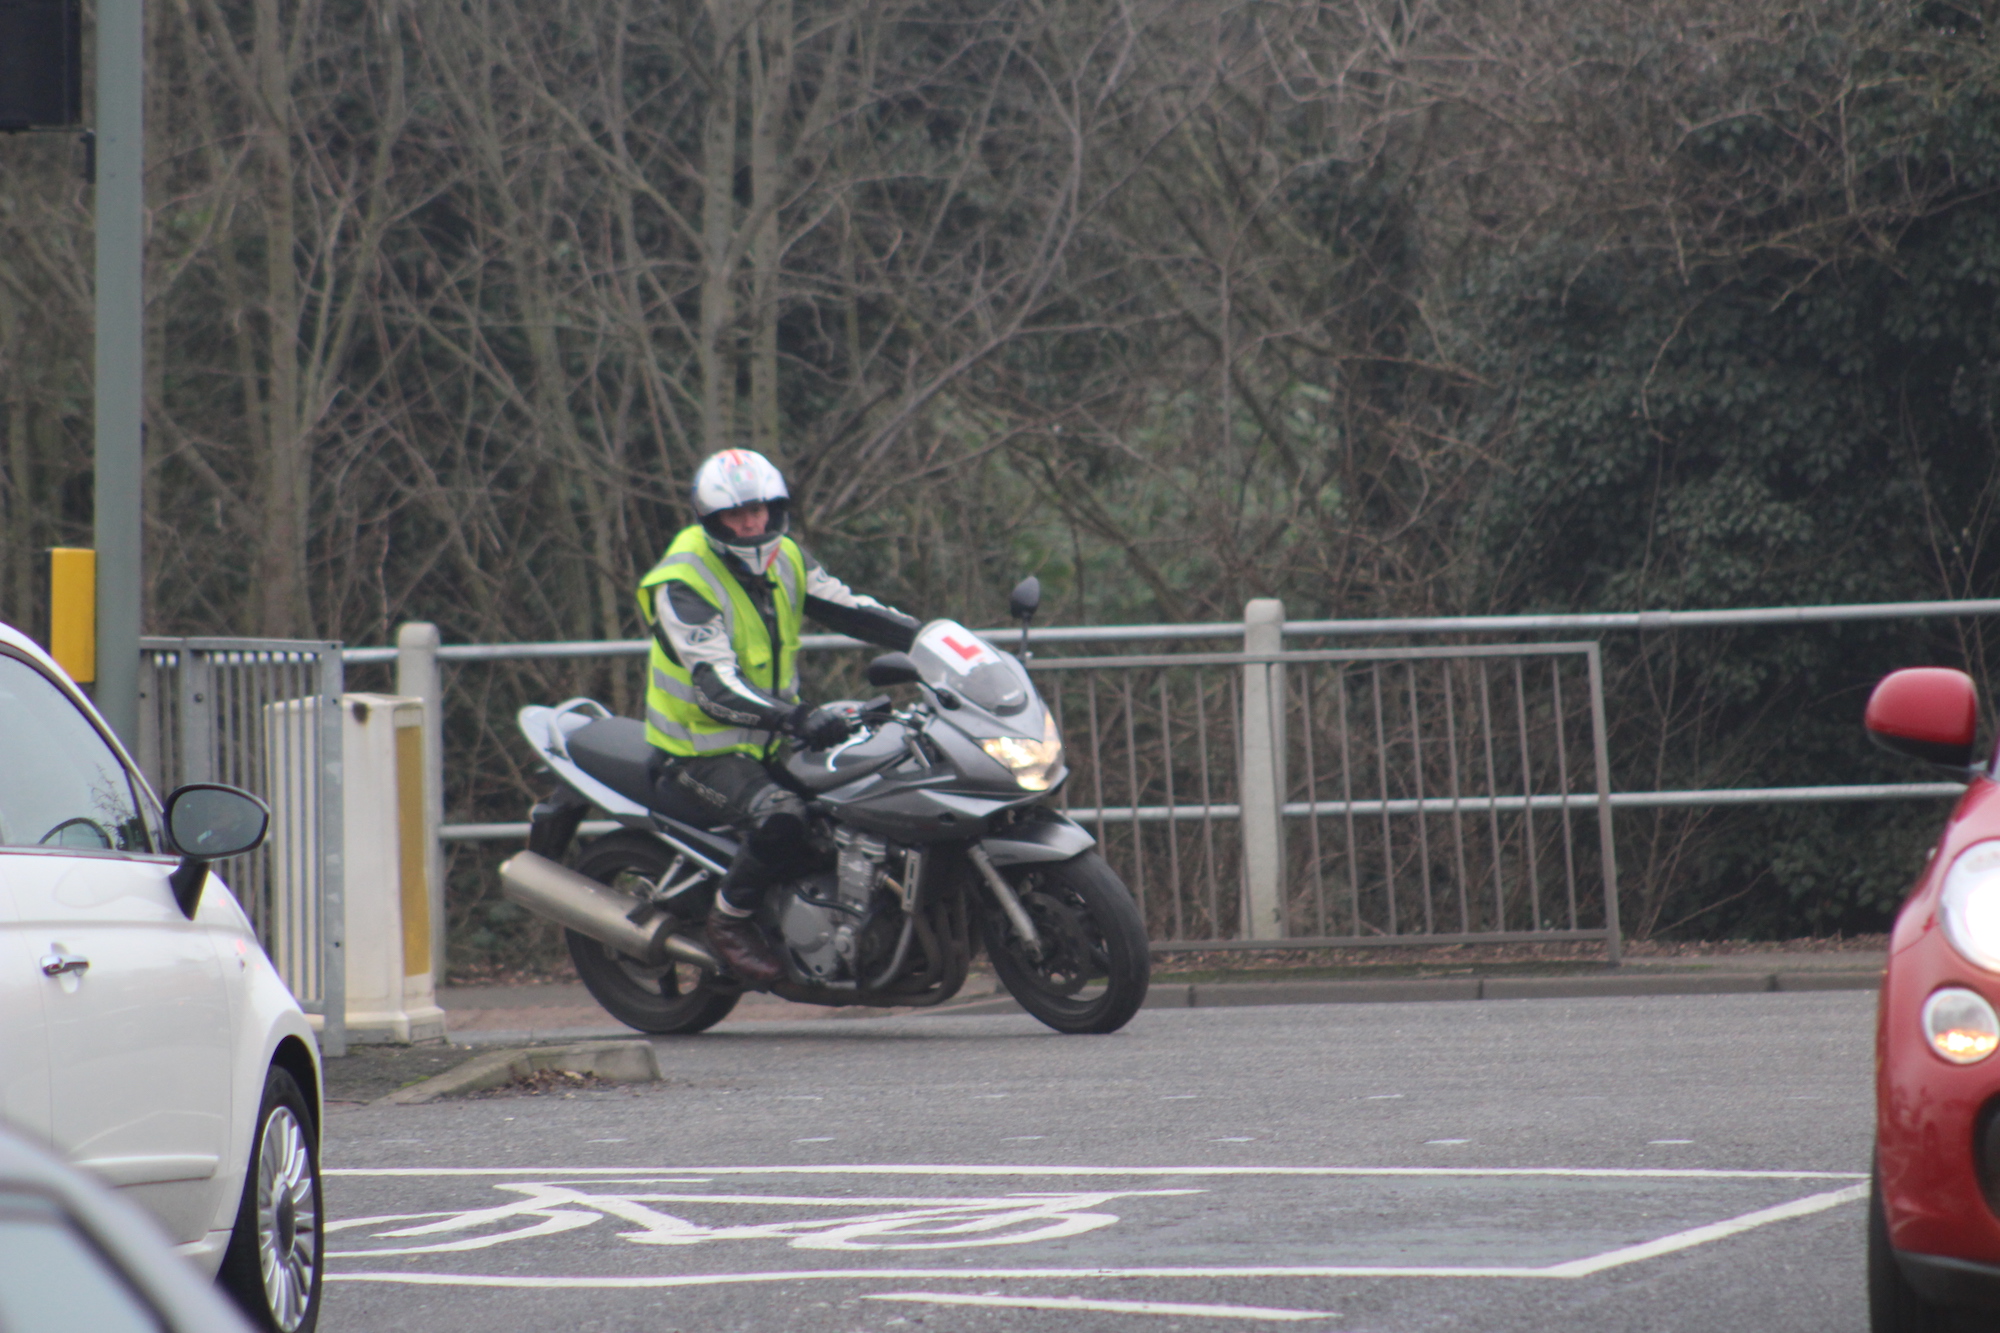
[747,0,791,462]
[699,0,741,456]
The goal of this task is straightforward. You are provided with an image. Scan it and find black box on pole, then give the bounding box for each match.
[0,0,84,131]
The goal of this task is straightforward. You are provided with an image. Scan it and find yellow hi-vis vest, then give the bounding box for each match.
[635,525,807,757]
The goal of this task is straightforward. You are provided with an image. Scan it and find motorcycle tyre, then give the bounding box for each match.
[982,851,1150,1034]
[569,833,739,1035]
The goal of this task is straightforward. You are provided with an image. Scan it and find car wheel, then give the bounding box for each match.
[1870,1167,1968,1332]
[219,1066,322,1333]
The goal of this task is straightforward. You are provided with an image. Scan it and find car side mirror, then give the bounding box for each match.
[163,784,271,919]
[1009,576,1041,622]
[865,652,924,688]
[1866,668,1979,769]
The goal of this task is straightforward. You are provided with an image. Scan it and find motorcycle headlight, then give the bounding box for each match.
[980,710,1062,791]
[1942,840,2000,974]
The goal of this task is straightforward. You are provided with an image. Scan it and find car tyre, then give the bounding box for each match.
[1870,1167,1969,1332]
[219,1066,322,1333]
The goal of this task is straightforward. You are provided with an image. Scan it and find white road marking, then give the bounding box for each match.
[329,1269,1534,1290]
[794,1138,835,1144]
[1540,1184,1867,1277]
[1425,1140,1470,1146]
[326,1212,460,1232]
[326,1164,1867,1181]
[1211,1138,1254,1143]
[1649,1140,1693,1145]
[323,1176,1869,1290]
[865,1291,1335,1320]
[328,1187,1201,1257]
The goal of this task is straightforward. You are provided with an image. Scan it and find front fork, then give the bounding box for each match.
[966,843,1043,958]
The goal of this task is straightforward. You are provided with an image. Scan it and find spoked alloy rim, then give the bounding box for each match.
[605,942,694,997]
[255,1106,318,1331]
[597,862,704,997]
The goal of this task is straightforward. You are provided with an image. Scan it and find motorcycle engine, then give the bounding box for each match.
[775,829,895,983]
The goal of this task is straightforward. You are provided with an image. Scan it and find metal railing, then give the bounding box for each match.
[339,594,2000,666]
[1030,642,1621,957]
[350,595,1998,957]
[138,638,346,1055]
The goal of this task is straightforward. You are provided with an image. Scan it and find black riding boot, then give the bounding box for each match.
[705,851,785,985]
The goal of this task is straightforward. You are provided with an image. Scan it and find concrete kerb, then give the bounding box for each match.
[935,966,1883,1015]
[418,961,1886,1041]
[373,1039,661,1105]
[1164,968,1885,1008]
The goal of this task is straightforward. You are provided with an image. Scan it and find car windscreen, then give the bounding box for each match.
[0,655,150,852]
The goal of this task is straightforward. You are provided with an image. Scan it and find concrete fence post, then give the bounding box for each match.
[396,622,445,980]
[1240,598,1287,940]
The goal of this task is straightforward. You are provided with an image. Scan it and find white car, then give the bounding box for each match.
[0,621,324,1331]
[0,1117,259,1333]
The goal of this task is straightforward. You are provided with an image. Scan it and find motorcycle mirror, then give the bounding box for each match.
[1009,576,1041,622]
[866,652,924,688]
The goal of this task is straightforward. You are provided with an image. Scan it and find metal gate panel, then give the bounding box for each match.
[1030,643,1618,956]
[138,637,346,1054]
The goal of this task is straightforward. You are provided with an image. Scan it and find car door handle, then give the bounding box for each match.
[39,952,89,978]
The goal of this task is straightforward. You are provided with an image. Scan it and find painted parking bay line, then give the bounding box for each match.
[865,1292,1335,1320]
[325,1182,1866,1289]
[1542,1183,1868,1278]
[325,1163,1865,1181]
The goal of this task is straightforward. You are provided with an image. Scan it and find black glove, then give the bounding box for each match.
[786,703,853,749]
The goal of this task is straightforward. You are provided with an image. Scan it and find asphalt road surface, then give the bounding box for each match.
[320,992,1876,1332]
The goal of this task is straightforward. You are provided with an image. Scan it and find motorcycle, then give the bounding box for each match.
[497,578,1151,1035]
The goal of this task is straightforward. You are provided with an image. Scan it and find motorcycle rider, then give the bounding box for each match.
[637,448,921,985]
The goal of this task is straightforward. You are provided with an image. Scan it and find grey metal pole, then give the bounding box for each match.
[93,0,145,744]
[317,647,347,1058]
[1585,644,1622,965]
[1239,598,1287,940]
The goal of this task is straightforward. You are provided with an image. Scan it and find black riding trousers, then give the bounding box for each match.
[651,752,809,912]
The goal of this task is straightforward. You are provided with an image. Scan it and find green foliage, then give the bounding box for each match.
[1463,7,2000,935]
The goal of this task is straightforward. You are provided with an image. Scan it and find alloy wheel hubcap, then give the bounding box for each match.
[255,1106,318,1331]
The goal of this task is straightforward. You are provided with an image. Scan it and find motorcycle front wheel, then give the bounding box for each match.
[568,833,740,1035]
[981,851,1150,1034]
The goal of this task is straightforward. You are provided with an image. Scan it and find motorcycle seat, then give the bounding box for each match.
[564,717,660,809]
[564,717,730,829]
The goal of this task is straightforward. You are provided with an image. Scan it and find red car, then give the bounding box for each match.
[1867,667,2000,1331]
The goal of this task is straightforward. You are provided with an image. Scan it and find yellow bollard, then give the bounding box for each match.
[48,548,96,683]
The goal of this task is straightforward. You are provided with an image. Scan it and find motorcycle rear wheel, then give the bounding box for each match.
[982,851,1150,1034]
[568,833,739,1035]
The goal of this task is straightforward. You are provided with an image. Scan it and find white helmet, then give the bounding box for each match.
[692,449,791,574]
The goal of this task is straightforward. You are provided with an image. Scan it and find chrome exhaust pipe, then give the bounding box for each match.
[499,850,719,972]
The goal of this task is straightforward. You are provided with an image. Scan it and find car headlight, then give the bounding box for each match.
[1923,987,2000,1064]
[1941,840,2000,973]
[979,711,1062,791]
